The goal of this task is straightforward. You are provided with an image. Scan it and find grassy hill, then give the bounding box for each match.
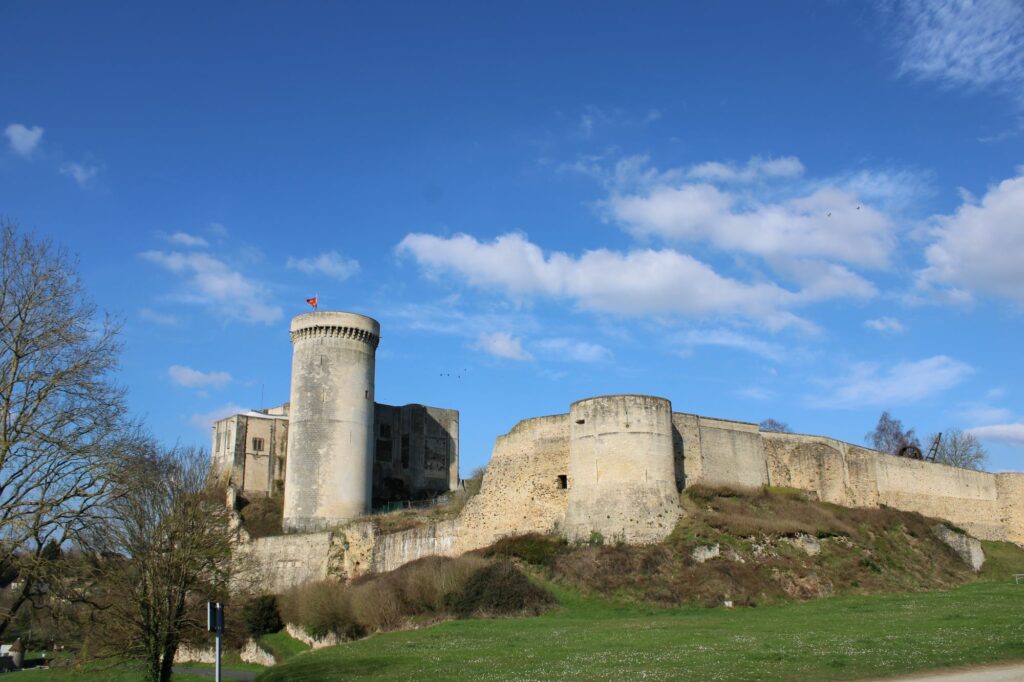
[254,486,1024,681]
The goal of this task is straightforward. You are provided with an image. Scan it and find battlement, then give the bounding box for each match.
[289,311,381,348]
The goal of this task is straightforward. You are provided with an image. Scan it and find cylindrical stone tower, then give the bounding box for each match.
[283,311,380,532]
[563,395,681,543]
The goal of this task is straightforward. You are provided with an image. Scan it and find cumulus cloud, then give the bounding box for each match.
[286,251,360,281]
[474,331,532,361]
[535,338,612,363]
[608,183,894,268]
[168,231,209,248]
[864,317,907,333]
[168,365,232,389]
[60,161,101,187]
[816,355,973,408]
[397,232,822,329]
[918,170,1024,303]
[190,403,246,430]
[970,422,1024,446]
[891,0,1024,97]
[4,123,43,157]
[676,329,786,362]
[141,250,283,323]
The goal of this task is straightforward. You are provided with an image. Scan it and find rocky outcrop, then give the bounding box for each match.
[932,524,985,571]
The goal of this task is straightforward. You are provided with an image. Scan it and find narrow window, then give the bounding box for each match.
[557,474,568,489]
[253,437,265,452]
[575,419,585,425]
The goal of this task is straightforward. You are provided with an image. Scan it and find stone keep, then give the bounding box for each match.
[283,311,380,532]
[563,395,681,543]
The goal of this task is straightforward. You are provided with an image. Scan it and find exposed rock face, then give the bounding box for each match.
[932,524,985,571]
[173,645,215,664]
[285,623,341,649]
[240,639,275,666]
[783,533,821,556]
[691,544,720,563]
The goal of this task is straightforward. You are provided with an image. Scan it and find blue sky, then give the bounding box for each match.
[3,1,1024,474]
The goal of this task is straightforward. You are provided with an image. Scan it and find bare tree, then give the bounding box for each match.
[927,428,988,471]
[866,411,920,455]
[83,444,236,682]
[0,221,134,637]
[759,418,792,433]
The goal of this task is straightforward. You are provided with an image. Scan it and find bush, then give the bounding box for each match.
[278,580,363,640]
[240,495,284,538]
[480,534,567,567]
[242,595,284,637]
[445,561,555,617]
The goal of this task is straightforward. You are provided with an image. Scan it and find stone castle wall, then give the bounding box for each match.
[244,396,1024,591]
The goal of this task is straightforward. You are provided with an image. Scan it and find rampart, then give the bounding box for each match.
[243,394,1024,590]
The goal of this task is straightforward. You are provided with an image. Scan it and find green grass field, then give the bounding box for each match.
[256,580,1024,682]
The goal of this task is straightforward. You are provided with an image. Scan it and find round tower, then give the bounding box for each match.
[563,394,681,543]
[283,311,380,532]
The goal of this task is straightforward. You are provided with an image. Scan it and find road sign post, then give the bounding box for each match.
[207,601,224,682]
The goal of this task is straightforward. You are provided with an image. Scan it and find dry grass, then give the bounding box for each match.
[278,553,552,640]
[537,485,977,608]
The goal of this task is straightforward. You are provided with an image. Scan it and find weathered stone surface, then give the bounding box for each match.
[932,524,985,571]
[691,544,720,563]
[174,645,215,664]
[240,639,275,666]
[285,623,341,649]
[783,533,821,556]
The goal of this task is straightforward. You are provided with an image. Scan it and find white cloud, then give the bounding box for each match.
[817,355,973,408]
[474,331,532,361]
[139,308,179,326]
[4,123,43,157]
[168,231,209,248]
[190,403,246,430]
[959,402,1014,424]
[59,161,101,187]
[398,232,826,330]
[687,155,805,183]
[168,365,232,389]
[535,338,612,363]
[676,329,786,362]
[141,250,283,323]
[286,251,360,281]
[864,317,907,333]
[970,422,1024,446]
[918,170,1024,303]
[609,182,894,268]
[892,0,1024,96]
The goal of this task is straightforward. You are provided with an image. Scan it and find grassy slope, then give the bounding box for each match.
[257,580,1024,682]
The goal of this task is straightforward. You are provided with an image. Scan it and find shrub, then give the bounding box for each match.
[480,534,567,567]
[278,580,363,640]
[240,495,284,538]
[446,561,555,617]
[242,595,284,638]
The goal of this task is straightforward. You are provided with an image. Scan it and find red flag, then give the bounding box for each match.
[305,296,318,309]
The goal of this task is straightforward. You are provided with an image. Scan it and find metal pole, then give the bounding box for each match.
[215,628,222,682]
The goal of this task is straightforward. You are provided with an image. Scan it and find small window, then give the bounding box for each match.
[380,424,392,439]
[253,437,265,452]
[557,475,568,489]
[575,419,585,425]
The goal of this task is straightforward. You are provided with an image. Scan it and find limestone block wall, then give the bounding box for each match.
[692,417,768,488]
[763,432,1021,543]
[457,414,571,551]
[239,532,334,594]
[564,396,680,543]
[996,474,1024,545]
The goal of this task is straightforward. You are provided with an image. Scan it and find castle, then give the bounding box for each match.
[233,310,1024,592]
[212,311,459,520]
